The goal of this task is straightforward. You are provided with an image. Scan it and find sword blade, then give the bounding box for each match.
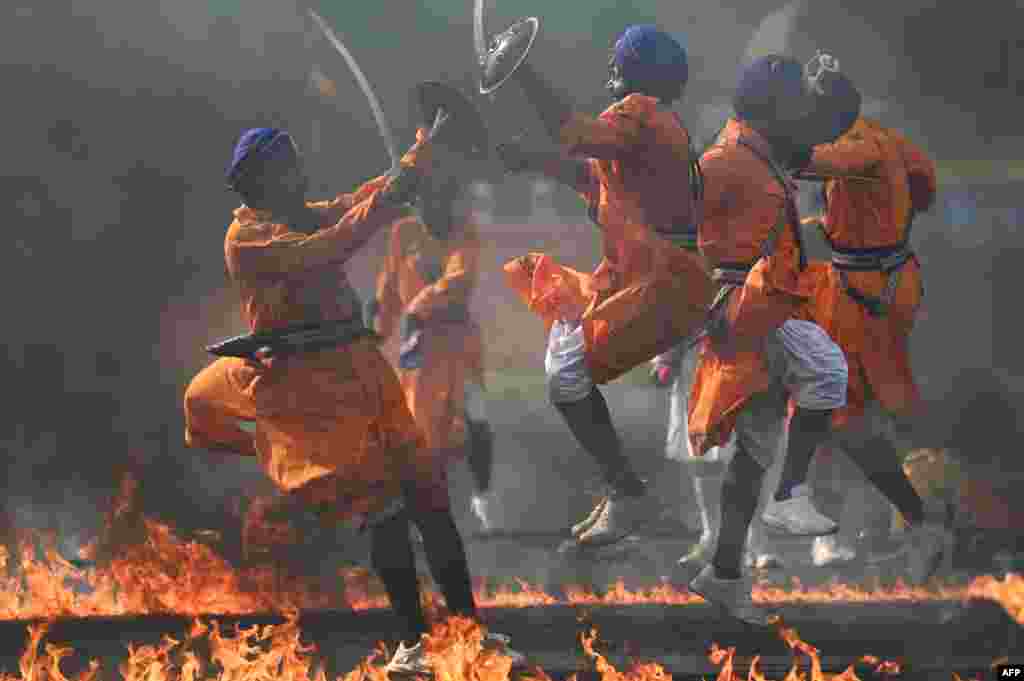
[308,10,399,170]
[473,0,488,62]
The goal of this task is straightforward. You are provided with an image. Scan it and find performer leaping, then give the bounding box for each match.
[489,20,715,548]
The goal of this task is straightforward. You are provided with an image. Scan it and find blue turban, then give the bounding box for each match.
[802,52,861,146]
[226,128,298,188]
[733,55,810,127]
[612,25,689,92]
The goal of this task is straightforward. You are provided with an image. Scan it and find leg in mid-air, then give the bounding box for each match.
[759,323,845,538]
[547,319,654,547]
[488,22,714,549]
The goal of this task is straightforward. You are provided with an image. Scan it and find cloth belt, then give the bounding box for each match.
[820,212,918,317]
[205,317,374,361]
[830,243,913,272]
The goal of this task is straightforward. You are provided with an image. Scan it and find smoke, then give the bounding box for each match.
[0,0,1019,564]
[743,0,805,62]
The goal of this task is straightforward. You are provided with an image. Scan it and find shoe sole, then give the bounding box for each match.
[571,500,608,538]
[577,513,655,548]
[678,550,712,566]
[865,546,911,565]
[687,580,769,628]
[762,516,839,537]
[385,667,433,677]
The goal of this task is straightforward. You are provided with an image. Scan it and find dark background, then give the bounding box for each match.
[1,0,1021,552]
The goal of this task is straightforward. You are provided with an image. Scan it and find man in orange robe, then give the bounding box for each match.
[779,114,950,576]
[182,124,521,674]
[498,25,715,548]
[369,130,497,530]
[684,55,857,624]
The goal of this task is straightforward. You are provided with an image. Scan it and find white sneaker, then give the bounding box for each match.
[812,535,857,567]
[688,564,769,626]
[385,641,432,676]
[482,632,527,667]
[762,485,838,537]
[745,551,785,570]
[471,494,494,531]
[571,497,608,538]
[906,522,952,585]
[678,534,715,566]
[577,493,654,547]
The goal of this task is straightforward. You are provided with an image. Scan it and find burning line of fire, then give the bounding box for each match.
[0,520,1022,625]
[1,612,995,681]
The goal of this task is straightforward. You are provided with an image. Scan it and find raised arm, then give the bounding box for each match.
[309,173,392,215]
[228,145,430,278]
[559,94,658,160]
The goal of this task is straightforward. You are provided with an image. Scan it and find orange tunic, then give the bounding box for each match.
[183,175,426,522]
[503,94,715,383]
[374,214,484,459]
[688,118,816,454]
[797,117,937,429]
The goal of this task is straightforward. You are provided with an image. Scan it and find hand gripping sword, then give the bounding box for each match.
[307,9,399,171]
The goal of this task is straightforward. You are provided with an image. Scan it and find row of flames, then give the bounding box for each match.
[1,611,1002,681]
[0,475,1015,680]
[0,512,1022,623]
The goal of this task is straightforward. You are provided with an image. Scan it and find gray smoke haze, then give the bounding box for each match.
[0,0,1021,558]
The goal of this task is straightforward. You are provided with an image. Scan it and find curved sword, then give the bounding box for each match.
[473,0,488,65]
[308,9,399,171]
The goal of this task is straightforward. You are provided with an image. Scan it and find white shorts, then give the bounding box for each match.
[730,319,848,470]
[544,319,593,404]
[763,319,848,412]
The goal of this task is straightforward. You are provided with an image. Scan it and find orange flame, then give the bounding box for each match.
[1,511,1024,624]
[0,615,1005,681]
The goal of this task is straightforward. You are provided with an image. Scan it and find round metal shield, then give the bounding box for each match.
[479,17,539,95]
[414,81,490,160]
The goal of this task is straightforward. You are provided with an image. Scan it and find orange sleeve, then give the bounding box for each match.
[373,224,404,340]
[806,127,884,177]
[229,181,407,279]
[896,135,938,212]
[560,94,656,160]
[406,223,480,319]
[331,174,393,213]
